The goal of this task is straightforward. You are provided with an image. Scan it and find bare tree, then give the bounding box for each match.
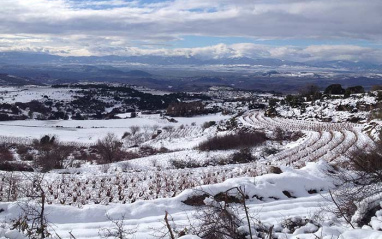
[33,135,73,172]
[96,133,124,164]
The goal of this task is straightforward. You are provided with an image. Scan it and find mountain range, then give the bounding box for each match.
[1,52,381,71]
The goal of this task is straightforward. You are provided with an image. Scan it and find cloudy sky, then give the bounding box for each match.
[1,0,381,62]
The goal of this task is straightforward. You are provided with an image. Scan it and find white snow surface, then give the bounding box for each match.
[0,113,230,144]
[1,161,380,238]
[0,161,351,239]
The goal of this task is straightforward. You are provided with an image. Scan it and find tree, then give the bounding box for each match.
[324,84,345,95]
[371,85,382,91]
[96,133,124,164]
[344,86,365,98]
[34,135,73,172]
[166,101,205,117]
[284,95,304,107]
[299,84,321,101]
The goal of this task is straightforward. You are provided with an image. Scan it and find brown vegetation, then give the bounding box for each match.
[198,131,267,151]
[95,133,124,164]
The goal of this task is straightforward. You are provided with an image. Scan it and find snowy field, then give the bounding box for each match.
[0,113,230,144]
[1,161,381,239]
[0,110,380,238]
[0,86,77,103]
[0,85,381,238]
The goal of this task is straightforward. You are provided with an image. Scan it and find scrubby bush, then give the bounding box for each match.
[198,131,267,151]
[330,138,382,226]
[231,148,256,163]
[272,128,304,142]
[138,146,169,157]
[348,142,382,180]
[202,121,216,129]
[95,133,124,164]
[16,145,34,161]
[0,144,14,163]
[273,127,284,141]
[284,95,304,107]
[170,159,206,169]
[299,84,322,101]
[0,162,33,172]
[129,125,140,135]
[194,196,245,239]
[33,135,73,172]
[262,147,280,156]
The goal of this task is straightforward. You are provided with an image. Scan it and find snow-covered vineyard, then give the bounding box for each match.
[0,86,381,239]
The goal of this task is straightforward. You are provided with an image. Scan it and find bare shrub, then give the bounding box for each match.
[95,133,124,164]
[187,187,273,239]
[73,149,97,162]
[272,128,304,142]
[0,144,14,163]
[150,211,184,239]
[33,136,74,172]
[170,159,205,169]
[171,156,236,169]
[0,162,33,172]
[268,166,282,174]
[194,196,245,239]
[290,131,305,141]
[280,217,320,234]
[262,147,280,156]
[128,133,144,147]
[16,145,34,161]
[12,174,51,239]
[202,121,216,129]
[349,144,382,177]
[138,146,169,157]
[273,127,284,141]
[231,148,256,164]
[129,126,140,135]
[37,146,73,172]
[121,132,131,139]
[329,140,382,227]
[99,213,137,239]
[3,172,20,201]
[198,131,267,151]
[152,124,160,132]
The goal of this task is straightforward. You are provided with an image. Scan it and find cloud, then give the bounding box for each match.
[0,0,381,59]
[1,33,381,63]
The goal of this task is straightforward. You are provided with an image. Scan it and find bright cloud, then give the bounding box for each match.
[0,0,381,60]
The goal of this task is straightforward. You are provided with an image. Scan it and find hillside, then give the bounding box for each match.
[0,84,380,238]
